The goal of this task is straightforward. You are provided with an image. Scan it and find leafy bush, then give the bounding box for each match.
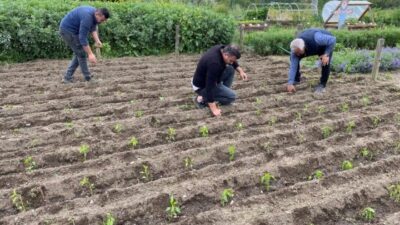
[0,0,236,62]
[365,8,400,27]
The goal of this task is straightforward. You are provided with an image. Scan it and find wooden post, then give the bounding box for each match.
[175,24,180,54]
[239,25,244,50]
[371,38,384,81]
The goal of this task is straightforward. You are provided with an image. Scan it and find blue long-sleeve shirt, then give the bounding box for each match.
[60,6,98,46]
[288,32,336,84]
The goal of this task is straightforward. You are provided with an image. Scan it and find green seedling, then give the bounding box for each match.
[255,97,262,105]
[80,176,95,195]
[10,189,26,212]
[129,99,135,104]
[129,136,138,148]
[341,160,353,170]
[260,172,275,192]
[220,188,234,206]
[361,207,375,222]
[166,194,181,221]
[65,122,74,129]
[103,213,116,225]
[388,183,400,202]
[360,147,373,160]
[184,157,193,170]
[255,108,262,116]
[340,102,349,112]
[23,156,37,173]
[135,110,144,118]
[268,116,277,126]
[308,169,324,180]
[321,126,333,139]
[303,103,310,112]
[261,142,272,153]
[166,127,176,141]
[113,123,123,133]
[372,116,381,127]
[295,112,302,121]
[199,125,209,137]
[317,106,326,115]
[178,103,194,111]
[346,120,356,133]
[361,96,370,107]
[395,141,400,154]
[159,96,165,101]
[79,144,90,161]
[235,122,244,131]
[228,145,236,161]
[296,133,306,144]
[140,164,152,182]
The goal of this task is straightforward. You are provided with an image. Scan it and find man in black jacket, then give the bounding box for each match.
[192,45,248,117]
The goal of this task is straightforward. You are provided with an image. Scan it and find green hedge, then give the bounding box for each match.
[244,27,400,56]
[0,0,236,62]
[364,8,400,27]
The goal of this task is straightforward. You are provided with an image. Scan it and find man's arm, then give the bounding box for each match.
[79,17,96,63]
[91,29,102,47]
[236,66,248,80]
[314,32,336,55]
[288,52,300,85]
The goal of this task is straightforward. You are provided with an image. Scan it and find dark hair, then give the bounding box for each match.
[222,45,241,59]
[97,8,110,19]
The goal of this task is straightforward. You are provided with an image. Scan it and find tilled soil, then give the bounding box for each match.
[0,54,400,225]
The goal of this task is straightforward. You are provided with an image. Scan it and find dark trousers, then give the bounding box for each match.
[296,52,332,87]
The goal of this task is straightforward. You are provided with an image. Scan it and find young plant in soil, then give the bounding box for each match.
[255,97,262,105]
[361,96,370,107]
[135,110,144,118]
[199,125,209,137]
[395,141,400,154]
[23,156,37,173]
[308,170,324,180]
[65,121,74,129]
[103,213,116,225]
[140,164,152,182]
[235,122,244,131]
[340,102,349,112]
[129,136,138,148]
[260,172,275,192]
[295,112,302,122]
[166,127,176,141]
[360,207,375,222]
[296,133,306,144]
[321,126,333,139]
[113,123,123,134]
[388,183,400,203]
[255,108,262,116]
[79,144,90,161]
[346,120,356,134]
[303,103,309,113]
[371,116,381,127]
[261,142,272,154]
[360,147,373,160]
[317,106,326,115]
[10,189,26,212]
[220,188,234,206]
[228,145,236,161]
[184,157,193,170]
[341,160,353,170]
[268,116,277,126]
[166,194,181,221]
[80,176,95,196]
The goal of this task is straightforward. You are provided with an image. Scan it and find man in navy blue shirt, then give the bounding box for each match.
[192,45,248,117]
[59,6,110,83]
[286,28,336,94]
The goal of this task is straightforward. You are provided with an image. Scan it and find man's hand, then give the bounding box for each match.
[95,41,103,48]
[239,71,248,81]
[320,54,330,66]
[208,102,221,117]
[286,84,296,93]
[88,53,97,64]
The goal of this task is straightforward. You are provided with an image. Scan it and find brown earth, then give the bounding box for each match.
[0,54,400,225]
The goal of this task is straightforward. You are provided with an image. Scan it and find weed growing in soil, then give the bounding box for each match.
[178,103,194,111]
[235,122,244,131]
[199,125,209,137]
[184,157,193,170]
[260,172,275,192]
[113,123,123,133]
[317,106,326,115]
[103,213,116,225]
[360,147,373,160]
[388,183,400,202]
[166,194,181,221]
[10,189,26,212]
[135,110,144,118]
[340,102,349,112]
[341,160,353,170]
[303,103,309,112]
[268,116,277,126]
[395,141,400,154]
[361,207,375,221]
[361,96,370,107]
[80,177,95,196]
[261,142,272,154]
[65,122,74,129]
[308,170,324,180]
[79,144,90,161]
[371,116,381,127]
[23,156,37,173]
[228,145,236,161]
[255,97,262,105]
[255,108,262,116]
[140,164,152,182]
[166,127,176,141]
[321,126,333,139]
[129,137,138,148]
[346,120,356,134]
[220,188,234,206]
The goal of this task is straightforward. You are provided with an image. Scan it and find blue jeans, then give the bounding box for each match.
[197,65,236,105]
[59,29,91,81]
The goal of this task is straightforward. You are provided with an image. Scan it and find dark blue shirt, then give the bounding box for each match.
[60,6,98,46]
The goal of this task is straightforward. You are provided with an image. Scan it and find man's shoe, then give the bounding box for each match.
[193,96,207,109]
[314,84,326,94]
[62,78,73,84]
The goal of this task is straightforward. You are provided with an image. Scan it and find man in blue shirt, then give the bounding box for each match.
[286,28,336,94]
[59,6,110,83]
